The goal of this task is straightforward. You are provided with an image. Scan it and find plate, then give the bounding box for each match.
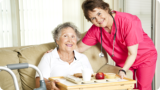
[64,73,120,84]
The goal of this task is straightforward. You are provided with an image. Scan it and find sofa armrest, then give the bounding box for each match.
[98,64,133,79]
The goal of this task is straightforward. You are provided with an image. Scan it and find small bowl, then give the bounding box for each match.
[105,73,116,79]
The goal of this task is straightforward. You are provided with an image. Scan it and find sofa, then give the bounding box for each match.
[0,40,133,90]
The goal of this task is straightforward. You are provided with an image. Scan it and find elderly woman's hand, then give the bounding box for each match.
[50,79,60,90]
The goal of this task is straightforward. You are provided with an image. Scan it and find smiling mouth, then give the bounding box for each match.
[99,19,104,24]
[66,44,73,47]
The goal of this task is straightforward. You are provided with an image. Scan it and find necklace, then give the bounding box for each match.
[59,54,74,63]
[58,50,75,63]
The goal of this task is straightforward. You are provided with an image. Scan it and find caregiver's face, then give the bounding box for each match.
[88,8,110,28]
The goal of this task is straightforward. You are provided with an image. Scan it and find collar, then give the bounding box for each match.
[51,47,79,60]
[111,10,117,13]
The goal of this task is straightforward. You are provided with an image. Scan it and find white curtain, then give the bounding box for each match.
[0,0,12,47]
[19,0,63,46]
[63,0,84,33]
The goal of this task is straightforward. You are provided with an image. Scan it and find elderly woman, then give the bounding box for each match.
[35,22,93,90]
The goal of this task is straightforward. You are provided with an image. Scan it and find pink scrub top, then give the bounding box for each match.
[82,11,157,68]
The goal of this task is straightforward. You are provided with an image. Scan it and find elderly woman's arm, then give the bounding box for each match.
[35,77,59,90]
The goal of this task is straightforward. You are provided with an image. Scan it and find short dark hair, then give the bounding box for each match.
[82,0,112,21]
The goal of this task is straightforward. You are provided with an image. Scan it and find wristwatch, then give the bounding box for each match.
[119,69,126,75]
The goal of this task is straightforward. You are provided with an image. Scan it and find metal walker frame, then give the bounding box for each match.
[0,63,46,90]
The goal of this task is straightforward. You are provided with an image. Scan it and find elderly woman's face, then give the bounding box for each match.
[56,27,77,52]
[88,8,110,28]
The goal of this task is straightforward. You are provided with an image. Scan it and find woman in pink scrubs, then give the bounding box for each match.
[77,0,157,90]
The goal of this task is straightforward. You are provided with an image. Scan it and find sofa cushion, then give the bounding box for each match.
[0,49,22,90]
[80,32,108,73]
[14,42,56,90]
[82,43,107,73]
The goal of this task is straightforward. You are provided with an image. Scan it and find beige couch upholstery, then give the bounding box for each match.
[0,42,133,90]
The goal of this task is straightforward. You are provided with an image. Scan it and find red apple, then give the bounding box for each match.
[95,72,104,79]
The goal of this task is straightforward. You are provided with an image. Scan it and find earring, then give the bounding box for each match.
[57,44,59,47]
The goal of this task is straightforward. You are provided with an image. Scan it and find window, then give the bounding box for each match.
[0,0,12,47]
[19,0,63,46]
[123,0,151,37]
[0,0,92,48]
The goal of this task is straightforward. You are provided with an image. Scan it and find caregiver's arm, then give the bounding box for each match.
[76,41,91,53]
[119,44,138,79]
[123,44,138,71]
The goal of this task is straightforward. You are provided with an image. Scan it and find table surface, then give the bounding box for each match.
[49,75,136,90]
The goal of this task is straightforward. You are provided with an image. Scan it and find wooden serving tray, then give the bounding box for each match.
[49,75,125,85]
[64,75,121,84]
[48,75,136,90]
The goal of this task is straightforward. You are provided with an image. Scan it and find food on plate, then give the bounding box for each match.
[74,73,94,78]
[95,72,104,79]
[105,73,116,79]
[74,73,83,78]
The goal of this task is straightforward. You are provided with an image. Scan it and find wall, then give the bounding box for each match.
[155,0,160,89]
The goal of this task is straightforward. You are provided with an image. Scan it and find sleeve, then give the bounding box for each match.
[82,25,99,46]
[81,54,94,74]
[35,54,51,79]
[124,17,144,46]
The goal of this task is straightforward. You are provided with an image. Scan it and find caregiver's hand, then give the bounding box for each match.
[118,69,127,79]
[44,49,53,55]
